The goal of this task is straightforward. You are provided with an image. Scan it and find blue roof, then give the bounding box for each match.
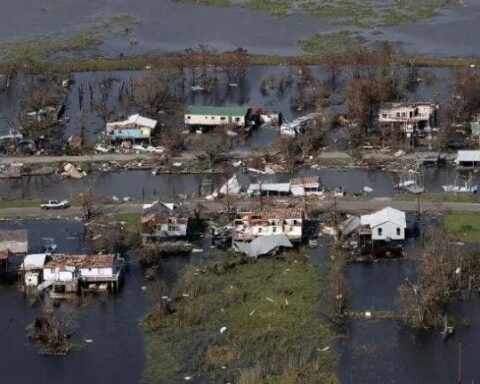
[108,129,149,139]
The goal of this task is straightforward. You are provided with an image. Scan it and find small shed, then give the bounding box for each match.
[455,150,480,168]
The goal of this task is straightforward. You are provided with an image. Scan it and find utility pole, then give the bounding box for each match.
[457,341,462,384]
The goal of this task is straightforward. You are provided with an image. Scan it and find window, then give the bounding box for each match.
[220,117,226,121]
[396,228,401,236]
[378,228,383,236]
[211,116,215,120]
[273,227,277,233]
[235,117,240,122]
[396,112,400,117]
[382,114,387,118]
[258,228,262,233]
[187,116,191,119]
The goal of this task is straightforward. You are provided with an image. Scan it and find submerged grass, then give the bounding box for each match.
[143,250,338,383]
[444,212,480,242]
[170,0,460,28]
[300,31,367,54]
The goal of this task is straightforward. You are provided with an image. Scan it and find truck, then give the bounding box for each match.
[40,200,70,210]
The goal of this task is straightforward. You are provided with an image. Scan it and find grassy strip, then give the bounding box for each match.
[0,199,41,209]
[115,212,142,232]
[444,212,480,242]
[2,50,480,76]
[143,250,338,383]
[396,192,480,203]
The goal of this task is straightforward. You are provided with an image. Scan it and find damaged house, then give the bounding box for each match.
[0,230,28,275]
[141,202,189,243]
[184,105,252,132]
[359,207,406,244]
[378,102,437,146]
[290,176,323,196]
[233,208,304,243]
[41,254,123,296]
[106,114,157,144]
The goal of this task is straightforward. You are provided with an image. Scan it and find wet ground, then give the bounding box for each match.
[1,0,480,57]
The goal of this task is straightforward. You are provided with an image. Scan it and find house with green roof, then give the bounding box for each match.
[184,105,251,129]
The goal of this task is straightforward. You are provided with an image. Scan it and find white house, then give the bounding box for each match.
[360,207,406,241]
[378,102,437,146]
[184,105,251,129]
[290,176,323,196]
[233,208,304,242]
[42,254,122,295]
[21,253,48,287]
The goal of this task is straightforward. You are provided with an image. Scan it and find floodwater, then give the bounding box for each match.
[0,65,455,149]
[0,219,148,384]
[0,165,398,200]
[1,0,480,56]
[0,219,214,384]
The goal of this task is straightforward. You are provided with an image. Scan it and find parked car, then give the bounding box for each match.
[40,200,70,210]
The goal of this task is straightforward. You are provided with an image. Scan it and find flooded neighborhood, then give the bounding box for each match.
[4,1,480,384]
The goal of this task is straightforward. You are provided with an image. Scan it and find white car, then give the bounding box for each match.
[40,200,70,210]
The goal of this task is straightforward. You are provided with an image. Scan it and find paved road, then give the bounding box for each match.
[1,198,479,219]
[0,150,455,165]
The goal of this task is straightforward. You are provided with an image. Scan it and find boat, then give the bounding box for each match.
[442,175,478,194]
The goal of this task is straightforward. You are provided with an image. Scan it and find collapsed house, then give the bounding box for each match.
[378,102,437,146]
[280,113,321,136]
[218,174,242,196]
[184,105,253,132]
[234,234,293,259]
[141,202,189,243]
[39,254,123,296]
[106,114,157,144]
[233,208,304,242]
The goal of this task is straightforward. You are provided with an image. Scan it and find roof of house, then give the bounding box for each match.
[235,234,292,258]
[361,207,406,229]
[379,102,435,110]
[108,128,152,139]
[236,208,303,221]
[290,176,320,187]
[106,114,157,130]
[338,215,361,237]
[247,183,291,193]
[455,150,480,163]
[186,105,249,117]
[0,229,28,243]
[22,253,48,270]
[44,254,115,269]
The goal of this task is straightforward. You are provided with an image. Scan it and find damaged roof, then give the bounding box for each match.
[290,176,320,187]
[236,208,303,221]
[44,254,115,269]
[235,234,292,258]
[361,207,406,229]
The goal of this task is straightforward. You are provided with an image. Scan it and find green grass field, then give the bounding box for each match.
[444,212,480,242]
[143,250,338,383]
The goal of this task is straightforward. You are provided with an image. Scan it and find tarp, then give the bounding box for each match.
[234,234,292,259]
